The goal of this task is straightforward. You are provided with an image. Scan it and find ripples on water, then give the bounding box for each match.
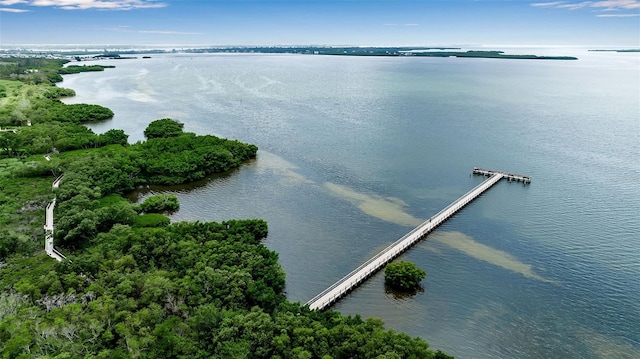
[62,50,640,358]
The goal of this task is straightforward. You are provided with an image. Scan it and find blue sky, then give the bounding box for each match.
[1,0,638,46]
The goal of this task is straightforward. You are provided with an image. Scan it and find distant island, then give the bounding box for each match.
[409,50,577,60]
[1,46,578,61]
[179,47,578,60]
[182,46,461,55]
[588,49,640,53]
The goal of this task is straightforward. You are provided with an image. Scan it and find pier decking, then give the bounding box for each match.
[306,168,529,311]
[473,167,531,184]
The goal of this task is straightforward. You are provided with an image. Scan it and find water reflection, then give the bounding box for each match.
[124,164,246,202]
[384,283,425,300]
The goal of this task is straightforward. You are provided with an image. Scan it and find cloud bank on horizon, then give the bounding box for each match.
[531,0,640,17]
[1,0,639,14]
[0,0,166,11]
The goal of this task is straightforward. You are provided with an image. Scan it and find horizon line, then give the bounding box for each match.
[2,43,639,49]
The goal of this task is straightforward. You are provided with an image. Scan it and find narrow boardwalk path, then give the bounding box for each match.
[52,174,64,189]
[44,198,65,261]
[44,155,66,261]
[306,169,530,311]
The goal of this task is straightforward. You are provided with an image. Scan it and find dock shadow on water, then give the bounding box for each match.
[324,181,554,284]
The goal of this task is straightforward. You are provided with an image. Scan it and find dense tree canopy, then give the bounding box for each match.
[58,65,115,75]
[0,122,125,158]
[0,57,68,84]
[385,261,427,291]
[0,59,114,85]
[97,129,129,146]
[2,217,444,358]
[143,118,185,139]
[137,194,180,213]
[49,103,115,123]
[42,86,75,99]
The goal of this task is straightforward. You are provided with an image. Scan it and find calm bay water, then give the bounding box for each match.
[62,49,640,358]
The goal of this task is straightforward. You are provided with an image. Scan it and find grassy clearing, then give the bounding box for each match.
[0,81,45,126]
[97,194,132,208]
[53,144,121,161]
[0,79,24,96]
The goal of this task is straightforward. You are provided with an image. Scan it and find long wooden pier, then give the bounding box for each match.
[305,168,530,311]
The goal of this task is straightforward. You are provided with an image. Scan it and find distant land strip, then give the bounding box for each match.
[588,49,640,53]
[1,46,578,60]
[181,47,578,60]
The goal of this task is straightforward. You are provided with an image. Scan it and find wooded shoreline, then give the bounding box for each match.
[0,57,454,358]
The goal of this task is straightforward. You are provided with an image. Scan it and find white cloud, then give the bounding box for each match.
[0,0,166,10]
[592,0,640,9]
[531,0,640,11]
[597,12,640,15]
[532,0,640,19]
[0,1,28,5]
[0,6,29,11]
[531,1,566,6]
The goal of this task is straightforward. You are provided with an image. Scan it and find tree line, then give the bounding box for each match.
[0,58,114,85]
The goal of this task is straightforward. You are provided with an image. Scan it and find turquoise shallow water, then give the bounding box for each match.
[62,49,640,358]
